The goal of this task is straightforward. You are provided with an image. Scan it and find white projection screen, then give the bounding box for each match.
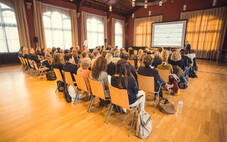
[151,20,187,48]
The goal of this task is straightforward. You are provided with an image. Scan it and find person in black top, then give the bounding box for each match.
[185,41,191,53]
[152,51,162,68]
[120,54,137,81]
[111,61,145,111]
[169,50,186,71]
[138,55,169,99]
[105,53,115,75]
[63,54,79,81]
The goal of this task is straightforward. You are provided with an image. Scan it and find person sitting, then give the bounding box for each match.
[119,54,137,81]
[138,55,169,100]
[91,50,100,67]
[72,49,80,64]
[77,58,91,92]
[111,62,146,111]
[169,50,186,71]
[105,53,115,76]
[152,50,162,68]
[28,48,40,65]
[157,49,173,73]
[90,56,110,99]
[63,54,79,82]
[53,53,64,70]
[112,49,121,64]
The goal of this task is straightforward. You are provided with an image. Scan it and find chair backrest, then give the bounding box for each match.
[53,68,63,82]
[28,59,34,68]
[24,58,29,66]
[74,74,88,92]
[88,78,105,100]
[128,60,134,68]
[157,69,170,83]
[64,72,74,86]
[109,85,130,110]
[137,74,154,93]
[21,58,26,66]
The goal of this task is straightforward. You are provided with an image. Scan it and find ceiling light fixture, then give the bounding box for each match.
[144,0,148,8]
[159,0,163,6]
[132,0,136,7]
[109,5,112,12]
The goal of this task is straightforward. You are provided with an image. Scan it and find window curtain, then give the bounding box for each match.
[111,18,125,48]
[3,0,31,49]
[33,1,78,49]
[181,7,227,60]
[70,10,79,48]
[111,18,115,47]
[81,12,107,47]
[81,11,87,46]
[33,0,46,49]
[134,16,162,48]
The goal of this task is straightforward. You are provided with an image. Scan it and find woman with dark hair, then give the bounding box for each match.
[111,61,145,111]
[90,56,110,98]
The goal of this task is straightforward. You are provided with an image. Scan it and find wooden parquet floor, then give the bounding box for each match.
[0,60,227,142]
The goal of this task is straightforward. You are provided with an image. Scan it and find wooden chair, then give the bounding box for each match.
[137,74,160,110]
[64,71,79,103]
[105,85,138,136]
[157,69,170,83]
[87,78,107,112]
[74,74,89,93]
[53,68,64,94]
[53,68,64,82]
[33,61,48,78]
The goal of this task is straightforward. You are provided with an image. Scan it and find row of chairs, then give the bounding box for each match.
[18,57,49,78]
[53,67,170,136]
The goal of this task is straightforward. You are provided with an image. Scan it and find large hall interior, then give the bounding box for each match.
[0,0,227,141]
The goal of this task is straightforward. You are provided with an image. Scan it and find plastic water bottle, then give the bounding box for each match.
[177,100,183,114]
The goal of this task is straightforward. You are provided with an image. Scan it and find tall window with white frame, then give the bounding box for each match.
[115,21,123,49]
[0,2,20,53]
[43,11,72,49]
[86,17,104,49]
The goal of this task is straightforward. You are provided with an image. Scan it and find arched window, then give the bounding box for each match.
[0,2,20,53]
[43,11,72,49]
[87,17,104,49]
[115,21,123,49]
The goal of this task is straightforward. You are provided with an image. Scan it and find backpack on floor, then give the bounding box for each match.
[178,76,188,89]
[63,85,72,103]
[158,99,175,114]
[136,110,152,139]
[46,70,56,81]
[57,81,65,92]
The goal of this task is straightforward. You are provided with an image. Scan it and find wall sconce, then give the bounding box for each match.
[149,10,151,16]
[212,0,217,7]
[26,2,32,10]
[183,5,187,11]
[132,13,135,18]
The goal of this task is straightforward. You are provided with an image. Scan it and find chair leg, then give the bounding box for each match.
[87,95,95,112]
[105,104,113,123]
[105,103,112,123]
[153,95,159,113]
[128,111,137,137]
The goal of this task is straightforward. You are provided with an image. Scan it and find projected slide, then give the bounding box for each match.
[151,21,187,48]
